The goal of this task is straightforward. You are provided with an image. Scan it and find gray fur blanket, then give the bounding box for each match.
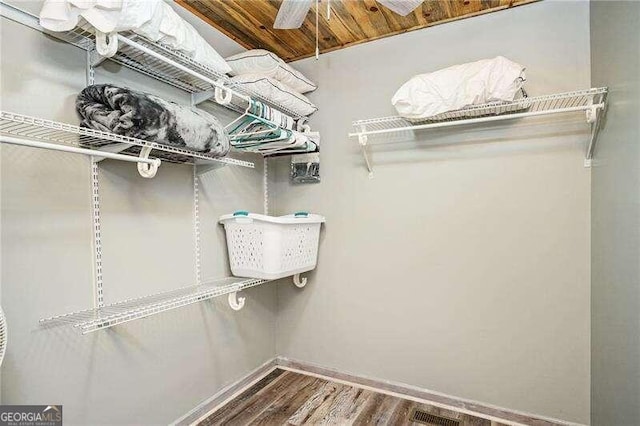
[76,84,229,156]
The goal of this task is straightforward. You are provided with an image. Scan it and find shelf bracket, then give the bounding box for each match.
[584,103,605,168]
[293,274,307,288]
[191,89,215,106]
[228,291,245,311]
[358,125,374,178]
[136,146,161,178]
[92,143,134,162]
[89,48,107,69]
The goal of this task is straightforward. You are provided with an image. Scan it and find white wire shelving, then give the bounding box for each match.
[39,277,271,334]
[0,2,314,335]
[0,111,255,176]
[349,87,608,176]
[0,2,303,120]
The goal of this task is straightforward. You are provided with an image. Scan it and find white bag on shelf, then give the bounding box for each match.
[219,212,325,280]
[392,56,526,120]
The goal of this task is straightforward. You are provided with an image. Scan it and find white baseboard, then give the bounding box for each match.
[276,357,584,426]
[171,357,278,426]
[174,356,584,426]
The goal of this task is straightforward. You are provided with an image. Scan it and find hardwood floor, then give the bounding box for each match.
[197,369,509,426]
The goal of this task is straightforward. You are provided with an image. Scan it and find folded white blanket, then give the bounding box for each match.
[39,0,232,74]
[392,56,526,120]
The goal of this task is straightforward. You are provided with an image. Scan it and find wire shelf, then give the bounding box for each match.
[349,88,608,176]
[46,23,304,119]
[40,277,271,334]
[351,87,608,137]
[0,111,254,168]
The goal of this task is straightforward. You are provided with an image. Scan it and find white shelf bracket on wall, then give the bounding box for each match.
[357,124,374,178]
[89,48,107,69]
[584,101,606,168]
[191,89,215,107]
[227,273,308,310]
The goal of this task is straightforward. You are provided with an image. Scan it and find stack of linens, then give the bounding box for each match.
[226,50,318,118]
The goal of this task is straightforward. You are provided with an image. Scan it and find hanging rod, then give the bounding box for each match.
[1,135,160,166]
[116,35,249,106]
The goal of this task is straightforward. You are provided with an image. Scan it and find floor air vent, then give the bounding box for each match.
[410,408,461,426]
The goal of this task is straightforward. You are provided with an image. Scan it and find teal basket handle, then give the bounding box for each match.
[294,211,309,217]
[233,210,250,217]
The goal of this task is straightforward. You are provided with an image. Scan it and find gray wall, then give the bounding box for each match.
[0,3,276,425]
[590,2,640,425]
[273,1,592,423]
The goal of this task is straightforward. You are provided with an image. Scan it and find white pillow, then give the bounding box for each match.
[226,50,317,94]
[392,56,525,120]
[230,74,318,117]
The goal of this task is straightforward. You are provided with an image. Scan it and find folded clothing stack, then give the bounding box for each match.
[76,84,230,156]
[39,0,231,74]
[392,56,526,121]
[226,50,318,118]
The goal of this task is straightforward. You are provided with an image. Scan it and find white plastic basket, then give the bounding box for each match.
[219,211,325,280]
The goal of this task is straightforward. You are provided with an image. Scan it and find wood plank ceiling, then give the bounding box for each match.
[176,0,538,62]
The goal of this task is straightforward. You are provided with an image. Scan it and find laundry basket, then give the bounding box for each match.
[219,211,325,280]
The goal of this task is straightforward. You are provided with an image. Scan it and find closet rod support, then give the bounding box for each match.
[137,146,161,178]
[228,291,245,311]
[95,31,118,57]
[0,135,160,167]
[293,274,307,288]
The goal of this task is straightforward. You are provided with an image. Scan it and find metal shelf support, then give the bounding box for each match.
[293,274,307,288]
[357,124,374,178]
[228,292,246,311]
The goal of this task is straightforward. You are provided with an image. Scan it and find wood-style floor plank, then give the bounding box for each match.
[296,381,348,424]
[251,377,324,425]
[197,369,512,426]
[200,370,297,425]
[197,369,285,425]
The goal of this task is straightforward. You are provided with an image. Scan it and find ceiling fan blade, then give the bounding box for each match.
[274,0,314,29]
[376,0,424,16]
